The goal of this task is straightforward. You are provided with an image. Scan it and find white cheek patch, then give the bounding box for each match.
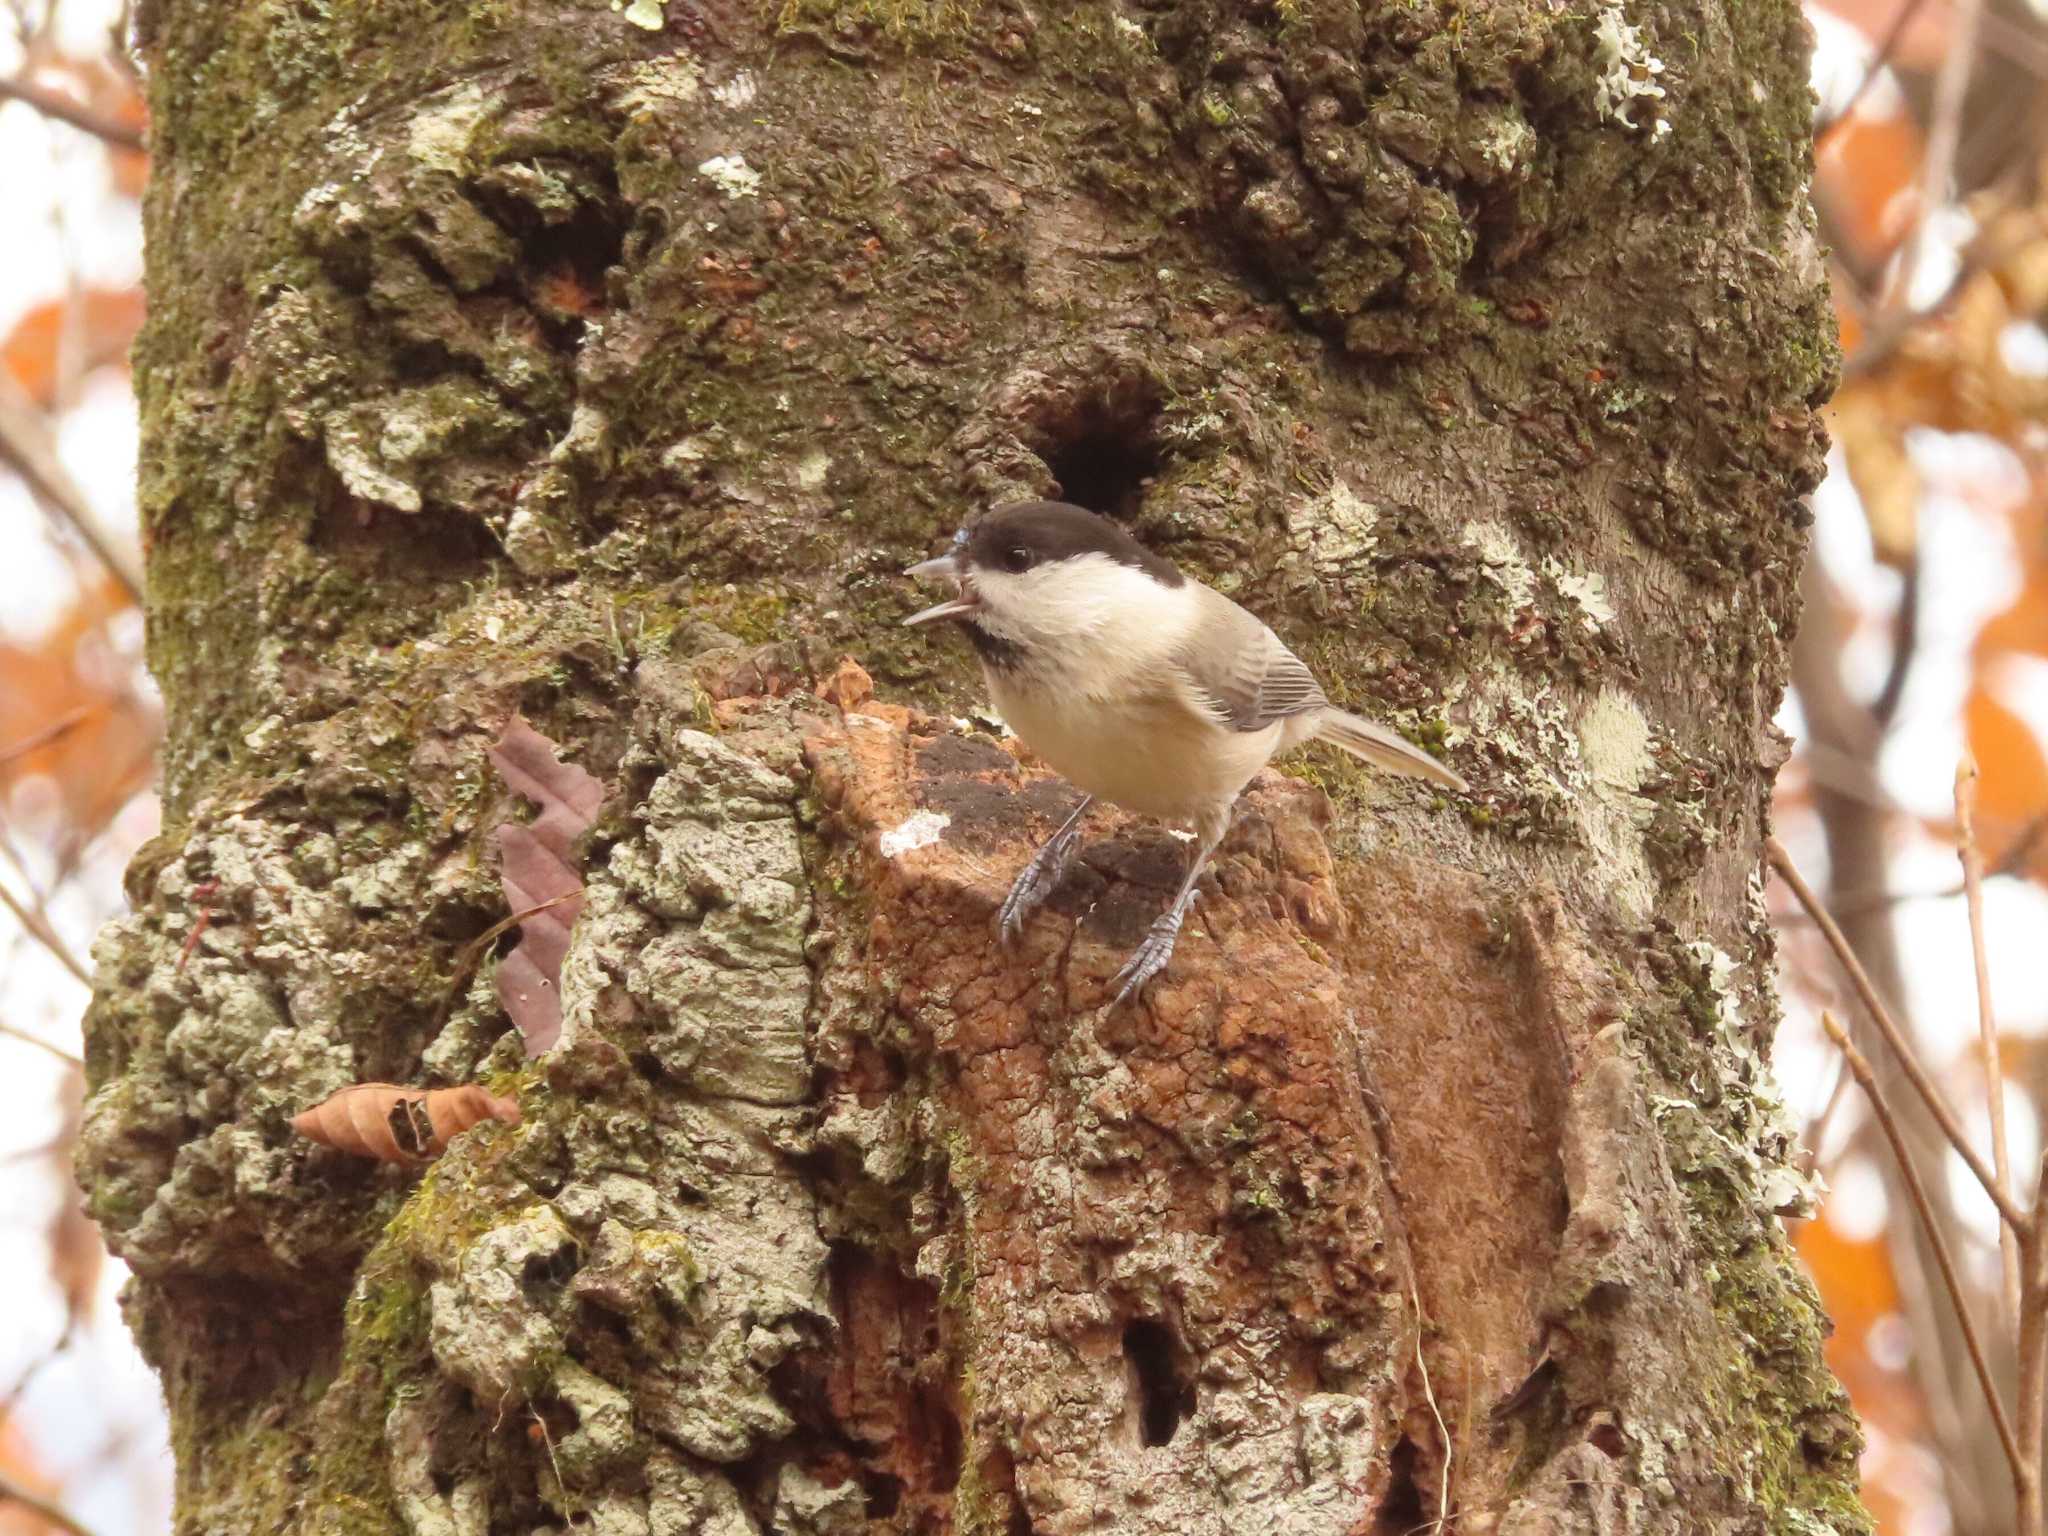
[976,555,1190,656]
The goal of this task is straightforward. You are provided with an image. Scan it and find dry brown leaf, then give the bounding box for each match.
[1979,569,2048,660]
[489,717,603,1056]
[0,287,145,409]
[1827,386,1919,566]
[533,267,603,321]
[1816,94,1925,269]
[0,1414,63,1536]
[291,1083,520,1164]
[1964,684,2048,847]
[0,575,158,842]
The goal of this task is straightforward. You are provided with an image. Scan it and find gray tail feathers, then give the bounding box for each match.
[1312,708,1467,792]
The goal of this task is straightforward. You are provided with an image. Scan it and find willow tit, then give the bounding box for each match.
[904,500,1466,1002]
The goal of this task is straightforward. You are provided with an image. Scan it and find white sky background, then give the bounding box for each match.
[0,7,2043,1535]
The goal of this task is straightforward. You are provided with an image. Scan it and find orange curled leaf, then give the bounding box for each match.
[291,1083,521,1164]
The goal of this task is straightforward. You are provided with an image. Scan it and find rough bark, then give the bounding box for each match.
[80,0,1856,1532]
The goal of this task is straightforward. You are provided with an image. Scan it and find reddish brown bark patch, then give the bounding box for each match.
[805,696,1418,1535]
[1334,860,1575,1514]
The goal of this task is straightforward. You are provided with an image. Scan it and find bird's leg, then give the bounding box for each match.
[1111,806,1230,1005]
[997,794,1094,947]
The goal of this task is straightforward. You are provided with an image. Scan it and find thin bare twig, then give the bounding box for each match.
[1765,837,2029,1231]
[0,1018,82,1069]
[1897,0,1981,297]
[2015,1158,2048,1536]
[0,371,143,602]
[1815,0,1930,141]
[0,73,143,151]
[0,707,90,769]
[1799,1051,1853,1172]
[1870,556,1919,730]
[1777,809,2048,921]
[1408,1273,1452,1525]
[0,879,92,989]
[0,1471,100,1536]
[1819,1011,2023,1481]
[1957,757,2021,1329]
[1838,218,2048,384]
[0,1134,66,1165]
[0,1327,71,1421]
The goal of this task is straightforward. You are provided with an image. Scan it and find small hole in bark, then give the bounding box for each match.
[1046,426,1160,521]
[976,1447,1035,1536]
[1122,1318,1194,1447]
[863,1473,902,1517]
[521,1246,579,1291]
[1588,1420,1626,1458]
[1584,1279,1630,1317]
[1372,1436,1425,1535]
[530,1395,579,1445]
[917,1379,964,1491]
[425,897,499,944]
[1034,377,1163,522]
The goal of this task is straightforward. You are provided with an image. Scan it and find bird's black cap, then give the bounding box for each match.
[960,501,1184,587]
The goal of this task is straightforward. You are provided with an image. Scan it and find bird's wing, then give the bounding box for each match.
[1173,584,1329,732]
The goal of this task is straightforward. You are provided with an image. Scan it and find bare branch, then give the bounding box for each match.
[1818,1010,2023,1483]
[1897,0,1981,296]
[0,878,93,989]
[1957,756,2021,1329]
[1777,808,2048,919]
[0,73,144,152]
[1409,1273,1452,1526]
[0,707,91,769]
[1869,554,1918,730]
[0,1018,82,1069]
[0,1471,101,1536]
[1765,837,2029,1231]
[2016,1155,2048,1536]
[0,371,143,602]
[1814,0,1930,142]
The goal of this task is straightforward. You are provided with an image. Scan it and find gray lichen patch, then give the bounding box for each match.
[803,701,1421,1533]
[427,1202,577,1404]
[302,714,830,1532]
[78,812,394,1280]
[573,728,812,1103]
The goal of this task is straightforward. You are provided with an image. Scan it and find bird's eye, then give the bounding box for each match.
[1001,545,1033,573]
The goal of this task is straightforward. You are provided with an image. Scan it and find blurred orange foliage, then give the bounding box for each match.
[1,289,144,411]
[0,576,155,843]
[0,1418,61,1535]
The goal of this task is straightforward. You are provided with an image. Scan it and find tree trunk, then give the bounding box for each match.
[80,1,1859,1532]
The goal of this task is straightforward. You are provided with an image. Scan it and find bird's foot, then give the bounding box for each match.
[1111,890,1198,1005]
[997,815,1088,947]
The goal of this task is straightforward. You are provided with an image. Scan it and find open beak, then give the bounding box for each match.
[902,556,979,627]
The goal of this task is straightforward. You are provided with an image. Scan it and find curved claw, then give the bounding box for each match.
[995,797,1092,948]
[1111,890,1198,1006]
[996,856,1062,947]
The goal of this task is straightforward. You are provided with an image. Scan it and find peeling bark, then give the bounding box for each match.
[83,0,1857,1531]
